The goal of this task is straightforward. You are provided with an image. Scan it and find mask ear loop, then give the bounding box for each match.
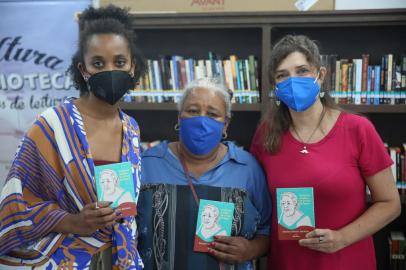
[274,87,281,106]
[313,71,320,83]
[313,71,325,98]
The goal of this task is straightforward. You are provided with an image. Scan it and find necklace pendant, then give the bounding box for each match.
[300,146,309,155]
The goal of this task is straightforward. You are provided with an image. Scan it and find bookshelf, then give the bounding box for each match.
[119,102,261,111]
[122,9,406,270]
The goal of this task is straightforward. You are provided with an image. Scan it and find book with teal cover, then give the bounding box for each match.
[94,161,137,217]
[193,199,234,252]
[276,187,315,240]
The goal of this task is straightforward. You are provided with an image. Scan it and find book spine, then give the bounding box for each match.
[401,55,406,104]
[194,64,200,81]
[169,60,175,91]
[159,58,167,91]
[152,61,161,102]
[148,60,156,102]
[380,55,386,104]
[395,65,401,104]
[189,59,195,82]
[240,59,247,90]
[354,59,362,105]
[361,54,369,104]
[335,60,341,104]
[402,55,406,91]
[234,60,241,103]
[147,59,155,90]
[341,61,349,104]
[370,66,375,104]
[396,148,401,184]
[387,54,393,104]
[223,60,234,91]
[374,65,381,105]
[218,60,225,84]
[179,59,186,90]
[185,59,191,85]
[208,51,217,77]
[348,63,353,104]
[171,56,180,90]
[245,59,251,91]
[391,56,396,104]
[390,147,397,184]
[153,60,162,90]
[205,59,212,78]
[248,55,257,91]
[235,60,242,91]
[367,65,372,105]
[230,55,238,90]
[198,59,206,79]
[254,59,259,92]
[403,144,406,196]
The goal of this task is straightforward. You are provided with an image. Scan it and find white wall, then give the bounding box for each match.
[336,0,406,10]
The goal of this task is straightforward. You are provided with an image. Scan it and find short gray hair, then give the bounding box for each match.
[177,77,232,118]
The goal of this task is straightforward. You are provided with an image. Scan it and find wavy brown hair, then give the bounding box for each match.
[262,35,339,153]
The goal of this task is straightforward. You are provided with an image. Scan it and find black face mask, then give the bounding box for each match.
[87,70,134,105]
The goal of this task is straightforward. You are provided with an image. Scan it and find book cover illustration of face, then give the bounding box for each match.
[277,187,315,240]
[95,161,137,217]
[194,199,234,252]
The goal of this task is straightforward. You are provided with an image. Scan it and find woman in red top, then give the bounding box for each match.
[250,35,401,270]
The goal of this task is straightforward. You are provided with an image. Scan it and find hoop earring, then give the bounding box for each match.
[319,91,325,98]
[174,123,180,131]
[83,75,89,82]
[222,131,228,139]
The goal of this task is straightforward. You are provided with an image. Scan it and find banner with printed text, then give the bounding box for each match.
[0,0,90,187]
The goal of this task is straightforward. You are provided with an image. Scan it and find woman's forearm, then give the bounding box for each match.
[338,199,400,248]
[53,213,78,234]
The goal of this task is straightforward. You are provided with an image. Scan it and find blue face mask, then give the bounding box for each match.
[179,116,225,156]
[275,76,320,112]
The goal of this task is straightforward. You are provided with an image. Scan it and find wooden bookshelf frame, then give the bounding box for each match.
[123,10,406,270]
[119,102,261,111]
[120,102,406,113]
[129,9,406,27]
[125,9,406,116]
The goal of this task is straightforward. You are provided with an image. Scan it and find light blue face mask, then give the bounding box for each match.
[275,75,320,112]
[179,116,225,156]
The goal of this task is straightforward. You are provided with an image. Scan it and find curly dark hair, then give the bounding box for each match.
[67,5,146,96]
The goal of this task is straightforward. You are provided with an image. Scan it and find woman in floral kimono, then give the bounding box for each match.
[0,5,145,269]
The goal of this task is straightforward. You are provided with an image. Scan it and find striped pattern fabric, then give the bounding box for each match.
[0,98,143,269]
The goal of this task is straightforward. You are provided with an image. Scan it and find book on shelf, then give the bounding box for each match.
[341,59,349,104]
[361,54,369,105]
[125,52,260,105]
[386,143,406,197]
[320,53,406,105]
[389,231,405,270]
